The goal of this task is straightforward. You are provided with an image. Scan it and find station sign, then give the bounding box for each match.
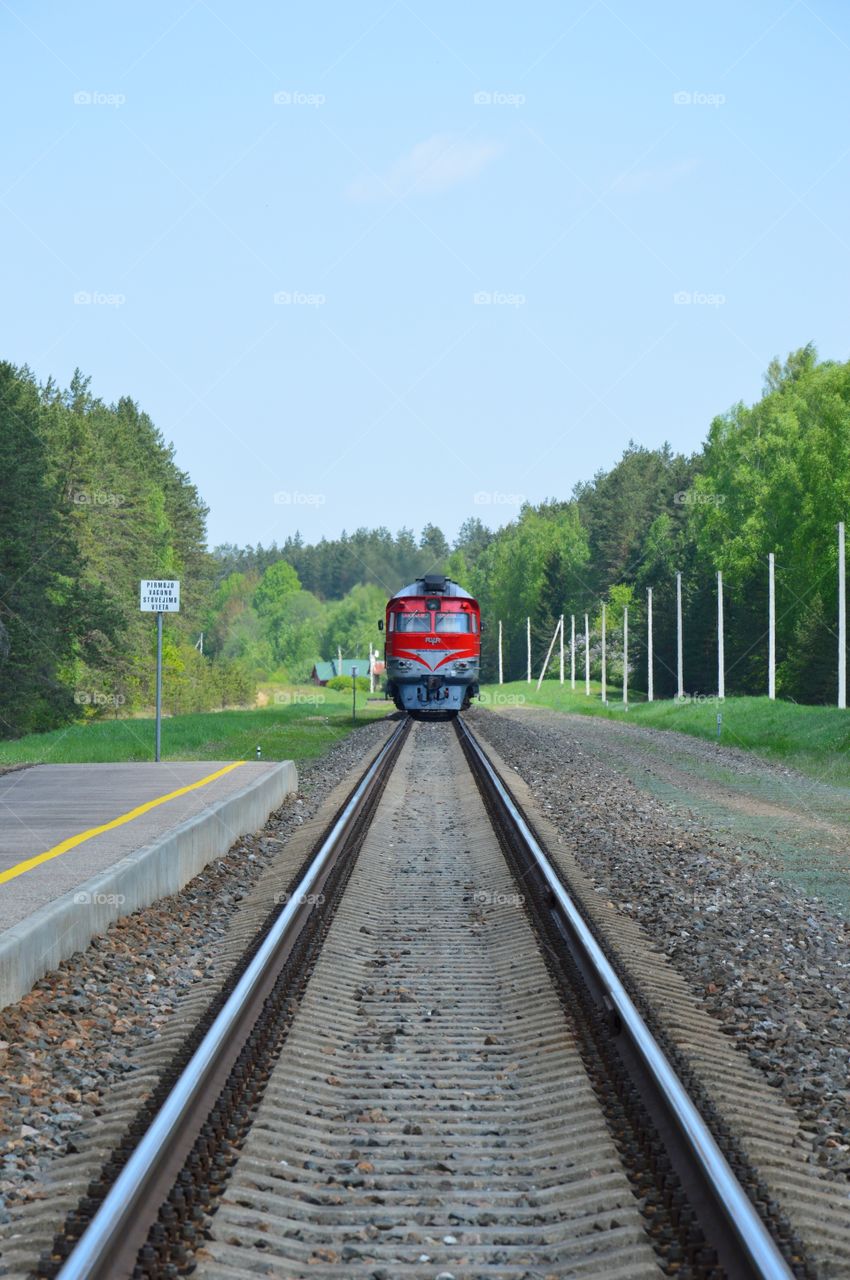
[140,579,181,613]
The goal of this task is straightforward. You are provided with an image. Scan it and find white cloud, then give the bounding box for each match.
[611,157,698,194]
[347,134,501,202]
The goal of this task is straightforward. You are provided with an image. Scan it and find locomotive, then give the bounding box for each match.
[381,574,481,715]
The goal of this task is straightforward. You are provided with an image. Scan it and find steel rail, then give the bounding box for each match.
[57,717,409,1280]
[455,714,794,1280]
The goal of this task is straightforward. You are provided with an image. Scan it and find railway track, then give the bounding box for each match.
[32,716,839,1279]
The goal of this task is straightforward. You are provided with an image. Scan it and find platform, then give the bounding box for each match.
[0,760,297,1009]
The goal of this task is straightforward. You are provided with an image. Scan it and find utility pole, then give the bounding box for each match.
[647,587,654,702]
[676,572,684,700]
[526,616,531,684]
[559,613,564,684]
[601,603,607,704]
[570,614,576,690]
[839,523,846,709]
[717,571,725,699]
[768,553,776,700]
[622,606,628,706]
[584,613,590,695]
[498,620,503,685]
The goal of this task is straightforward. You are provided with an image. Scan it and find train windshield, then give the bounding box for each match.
[394,611,431,632]
[435,612,473,633]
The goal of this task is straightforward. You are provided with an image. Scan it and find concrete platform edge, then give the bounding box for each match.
[0,760,297,1011]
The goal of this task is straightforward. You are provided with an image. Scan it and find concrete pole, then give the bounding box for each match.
[623,606,628,706]
[570,614,576,690]
[584,613,590,695]
[768,553,776,700]
[526,616,531,684]
[498,619,503,685]
[537,618,562,691]
[601,603,607,704]
[647,587,654,702]
[717,571,725,699]
[559,613,564,684]
[839,523,846,709]
[676,572,684,700]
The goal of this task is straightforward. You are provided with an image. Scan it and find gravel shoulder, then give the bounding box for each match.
[467,705,850,1187]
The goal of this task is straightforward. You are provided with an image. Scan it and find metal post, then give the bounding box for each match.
[717,570,725,699]
[498,620,503,685]
[559,613,564,684]
[526,616,531,684]
[570,614,576,690]
[351,665,357,721]
[647,587,654,702]
[623,606,628,706]
[768,553,776,700]
[839,523,846,709]
[155,612,163,762]
[676,572,684,700]
[584,613,590,695]
[601,603,607,704]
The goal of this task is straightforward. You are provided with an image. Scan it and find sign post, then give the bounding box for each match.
[140,580,181,761]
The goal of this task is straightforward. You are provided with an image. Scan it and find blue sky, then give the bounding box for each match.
[2,1,849,549]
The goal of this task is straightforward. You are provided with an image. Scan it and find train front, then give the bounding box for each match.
[383,575,480,715]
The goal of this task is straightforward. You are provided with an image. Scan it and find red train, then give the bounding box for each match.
[381,574,481,715]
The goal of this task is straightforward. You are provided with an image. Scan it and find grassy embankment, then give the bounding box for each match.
[479,681,850,785]
[0,686,392,766]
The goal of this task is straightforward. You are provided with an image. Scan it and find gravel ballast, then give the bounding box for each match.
[467,704,850,1185]
[0,720,394,1240]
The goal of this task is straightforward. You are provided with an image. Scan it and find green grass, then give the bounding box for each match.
[480,682,850,784]
[0,686,392,765]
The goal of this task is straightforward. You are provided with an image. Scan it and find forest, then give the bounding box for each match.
[1,343,848,737]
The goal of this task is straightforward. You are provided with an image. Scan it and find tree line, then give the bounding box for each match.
[220,343,849,703]
[0,362,250,737]
[3,343,847,737]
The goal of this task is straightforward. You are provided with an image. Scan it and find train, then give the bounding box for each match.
[381,574,481,715]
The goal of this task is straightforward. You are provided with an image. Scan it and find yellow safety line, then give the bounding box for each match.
[0,761,248,886]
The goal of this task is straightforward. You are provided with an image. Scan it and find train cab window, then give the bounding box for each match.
[435,612,472,633]
[395,611,432,632]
